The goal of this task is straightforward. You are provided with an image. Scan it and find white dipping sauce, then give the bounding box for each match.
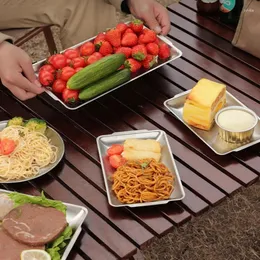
[217,109,256,132]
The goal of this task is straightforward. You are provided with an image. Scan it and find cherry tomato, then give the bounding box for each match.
[66,58,72,66]
[93,52,103,59]
[64,49,79,59]
[47,55,55,65]
[75,67,84,73]
[62,89,79,103]
[60,66,75,81]
[0,139,16,155]
[109,154,126,169]
[39,64,55,74]
[87,52,103,65]
[51,54,67,69]
[39,70,54,86]
[80,42,95,56]
[71,57,85,69]
[52,79,66,93]
[107,144,124,157]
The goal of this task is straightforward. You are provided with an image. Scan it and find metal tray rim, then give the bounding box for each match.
[0,120,65,183]
[163,91,260,155]
[0,188,88,260]
[97,129,186,208]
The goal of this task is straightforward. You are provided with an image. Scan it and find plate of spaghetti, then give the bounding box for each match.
[97,130,185,207]
[0,117,64,183]
[111,158,174,204]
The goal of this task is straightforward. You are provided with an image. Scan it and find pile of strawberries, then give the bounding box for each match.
[38,19,171,103]
[96,19,171,72]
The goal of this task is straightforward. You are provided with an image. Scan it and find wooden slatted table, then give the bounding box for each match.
[0,1,259,259]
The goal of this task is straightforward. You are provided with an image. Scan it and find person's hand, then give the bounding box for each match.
[0,41,44,101]
[128,0,170,35]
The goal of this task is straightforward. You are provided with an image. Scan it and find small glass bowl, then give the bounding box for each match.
[215,106,258,144]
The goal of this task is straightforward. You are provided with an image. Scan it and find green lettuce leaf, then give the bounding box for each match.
[8,191,66,214]
[47,226,73,260]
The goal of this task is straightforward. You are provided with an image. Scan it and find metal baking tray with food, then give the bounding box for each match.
[164,90,260,155]
[0,120,65,184]
[33,25,182,110]
[97,129,185,208]
[0,189,88,260]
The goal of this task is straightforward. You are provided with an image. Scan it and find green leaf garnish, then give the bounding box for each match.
[8,191,66,214]
[47,226,73,260]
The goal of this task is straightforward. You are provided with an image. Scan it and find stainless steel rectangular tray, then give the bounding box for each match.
[0,189,88,260]
[96,129,185,208]
[33,25,182,110]
[164,90,260,155]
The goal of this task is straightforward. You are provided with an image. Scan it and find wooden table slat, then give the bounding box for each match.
[168,6,260,71]
[167,33,260,100]
[170,1,234,42]
[168,3,260,87]
[175,161,226,205]
[180,187,209,215]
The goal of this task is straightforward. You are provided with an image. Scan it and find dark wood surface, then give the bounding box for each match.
[0,1,259,259]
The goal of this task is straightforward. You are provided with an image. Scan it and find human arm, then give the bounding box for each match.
[107,0,170,36]
[127,0,170,35]
[0,34,44,101]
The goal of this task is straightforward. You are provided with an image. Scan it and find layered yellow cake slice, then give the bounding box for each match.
[183,78,226,131]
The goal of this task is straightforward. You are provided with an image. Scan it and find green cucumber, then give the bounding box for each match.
[67,53,126,90]
[79,69,131,101]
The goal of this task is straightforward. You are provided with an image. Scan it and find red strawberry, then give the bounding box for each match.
[115,47,132,58]
[80,42,95,56]
[116,23,128,34]
[142,54,156,69]
[94,39,106,51]
[146,42,159,55]
[131,45,147,61]
[113,47,119,52]
[124,58,142,73]
[139,30,157,44]
[99,41,113,56]
[94,33,106,45]
[154,38,161,45]
[142,28,149,34]
[159,43,171,59]
[124,28,134,35]
[130,19,144,33]
[121,33,138,47]
[105,28,121,47]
